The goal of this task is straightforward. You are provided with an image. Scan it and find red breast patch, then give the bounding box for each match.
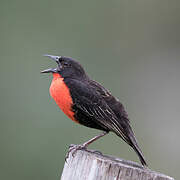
[49,73,78,123]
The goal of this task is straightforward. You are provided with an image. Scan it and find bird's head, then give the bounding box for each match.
[41,55,87,79]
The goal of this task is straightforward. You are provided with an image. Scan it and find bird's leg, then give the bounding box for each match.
[81,131,108,147]
[65,131,108,161]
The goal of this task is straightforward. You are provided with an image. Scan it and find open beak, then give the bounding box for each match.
[43,54,60,63]
[41,68,57,73]
[41,54,61,73]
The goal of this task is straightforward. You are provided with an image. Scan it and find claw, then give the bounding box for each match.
[65,144,87,162]
[65,132,108,163]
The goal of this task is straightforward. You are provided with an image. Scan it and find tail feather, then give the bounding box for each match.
[113,124,147,166]
[129,134,147,166]
[110,114,147,166]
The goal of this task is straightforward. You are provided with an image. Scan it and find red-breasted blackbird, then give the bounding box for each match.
[41,55,147,166]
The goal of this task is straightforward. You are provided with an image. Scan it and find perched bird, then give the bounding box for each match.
[41,55,147,166]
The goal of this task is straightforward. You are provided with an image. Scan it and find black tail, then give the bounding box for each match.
[113,122,147,166]
[129,134,147,166]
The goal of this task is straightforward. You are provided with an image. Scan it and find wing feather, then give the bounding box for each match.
[65,78,147,166]
[68,80,130,143]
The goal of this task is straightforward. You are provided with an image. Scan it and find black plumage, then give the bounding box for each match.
[65,78,147,166]
[42,55,147,166]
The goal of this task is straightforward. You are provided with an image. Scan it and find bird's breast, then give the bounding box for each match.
[49,74,78,123]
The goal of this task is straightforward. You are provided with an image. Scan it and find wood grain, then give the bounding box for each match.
[61,145,174,180]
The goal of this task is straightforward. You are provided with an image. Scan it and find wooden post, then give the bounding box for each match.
[61,145,174,180]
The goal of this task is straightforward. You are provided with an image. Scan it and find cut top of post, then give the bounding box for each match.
[61,146,174,180]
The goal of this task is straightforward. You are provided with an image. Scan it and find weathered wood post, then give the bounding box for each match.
[61,145,174,180]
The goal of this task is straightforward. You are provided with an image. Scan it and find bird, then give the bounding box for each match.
[41,54,147,166]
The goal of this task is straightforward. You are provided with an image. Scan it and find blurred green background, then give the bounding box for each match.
[1,0,180,179]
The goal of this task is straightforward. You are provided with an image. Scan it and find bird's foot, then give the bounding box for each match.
[65,144,87,162]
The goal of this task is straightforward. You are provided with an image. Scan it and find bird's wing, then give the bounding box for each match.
[65,78,147,166]
[66,79,131,143]
[89,80,129,121]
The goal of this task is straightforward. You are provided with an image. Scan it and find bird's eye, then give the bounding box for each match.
[62,61,70,68]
